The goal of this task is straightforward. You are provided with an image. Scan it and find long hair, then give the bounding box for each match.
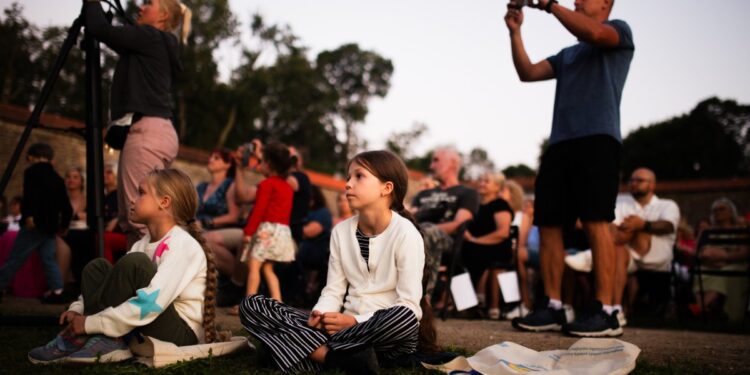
[146,168,221,343]
[160,0,192,44]
[211,148,237,179]
[348,150,440,352]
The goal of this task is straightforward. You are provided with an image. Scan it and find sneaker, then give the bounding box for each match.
[511,302,567,332]
[325,345,380,375]
[617,310,627,327]
[28,334,87,364]
[66,335,133,363]
[564,250,593,272]
[503,305,529,320]
[565,301,622,337]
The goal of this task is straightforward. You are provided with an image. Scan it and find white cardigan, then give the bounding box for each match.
[312,211,425,322]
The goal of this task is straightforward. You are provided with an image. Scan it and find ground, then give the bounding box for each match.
[1,296,750,374]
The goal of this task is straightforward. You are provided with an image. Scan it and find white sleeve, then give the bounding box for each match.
[391,228,425,321]
[84,237,205,337]
[68,295,85,315]
[660,201,681,229]
[312,228,348,314]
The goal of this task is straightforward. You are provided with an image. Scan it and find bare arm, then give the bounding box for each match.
[544,1,621,48]
[465,211,512,245]
[505,6,555,82]
[436,208,474,236]
[303,221,324,239]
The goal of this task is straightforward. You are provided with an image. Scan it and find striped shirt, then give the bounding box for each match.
[356,227,375,270]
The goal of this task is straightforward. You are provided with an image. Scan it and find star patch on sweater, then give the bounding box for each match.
[129,289,163,319]
[153,236,172,261]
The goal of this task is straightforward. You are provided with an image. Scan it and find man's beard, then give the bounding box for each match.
[631,190,648,199]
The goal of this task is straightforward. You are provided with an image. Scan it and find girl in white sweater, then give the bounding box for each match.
[28,169,221,364]
[240,150,436,374]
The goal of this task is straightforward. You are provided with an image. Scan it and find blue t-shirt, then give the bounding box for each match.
[546,19,634,145]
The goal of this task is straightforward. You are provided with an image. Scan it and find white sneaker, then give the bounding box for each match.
[617,310,627,327]
[564,304,576,324]
[503,305,529,320]
[565,250,593,273]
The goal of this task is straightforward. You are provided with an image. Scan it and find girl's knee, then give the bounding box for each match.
[115,252,154,272]
[83,258,112,275]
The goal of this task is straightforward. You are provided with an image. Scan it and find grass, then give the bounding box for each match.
[2,324,748,375]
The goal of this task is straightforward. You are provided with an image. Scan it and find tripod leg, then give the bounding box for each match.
[0,17,83,197]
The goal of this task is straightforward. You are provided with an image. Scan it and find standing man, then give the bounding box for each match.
[506,0,634,337]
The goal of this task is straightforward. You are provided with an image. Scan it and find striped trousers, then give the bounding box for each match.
[239,295,419,373]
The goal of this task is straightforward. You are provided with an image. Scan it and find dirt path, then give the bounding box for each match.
[4,297,750,373]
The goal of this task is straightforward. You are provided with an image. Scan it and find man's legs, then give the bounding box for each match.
[539,226,565,301]
[585,221,616,306]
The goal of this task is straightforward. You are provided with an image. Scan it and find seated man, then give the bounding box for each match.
[567,167,679,322]
[411,147,479,300]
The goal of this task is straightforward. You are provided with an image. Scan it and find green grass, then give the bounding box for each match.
[3,325,748,375]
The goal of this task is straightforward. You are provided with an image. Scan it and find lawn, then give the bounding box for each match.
[0,325,735,375]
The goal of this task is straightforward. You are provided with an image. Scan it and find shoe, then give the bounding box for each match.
[325,345,380,375]
[565,301,622,337]
[564,250,593,272]
[617,310,627,327]
[503,305,529,320]
[511,299,567,332]
[28,334,87,364]
[66,335,133,363]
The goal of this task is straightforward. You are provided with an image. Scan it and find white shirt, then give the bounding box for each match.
[313,211,425,322]
[4,214,21,232]
[614,195,680,272]
[69,226,208,341]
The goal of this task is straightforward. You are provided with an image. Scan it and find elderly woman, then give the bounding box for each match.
[692,198,749,321]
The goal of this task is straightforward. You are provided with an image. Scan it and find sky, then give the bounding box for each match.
[10,0,750,169]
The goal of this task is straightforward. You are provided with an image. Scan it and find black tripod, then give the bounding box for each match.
[0,2,131,259]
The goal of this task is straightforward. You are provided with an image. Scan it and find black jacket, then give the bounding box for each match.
[85,2,182,120]
[20,162,72,235]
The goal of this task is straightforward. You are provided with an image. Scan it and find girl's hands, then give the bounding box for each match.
[321,312,357,335]
[308,310,324,330]
[59,310,81,326]
[70,315,87,335]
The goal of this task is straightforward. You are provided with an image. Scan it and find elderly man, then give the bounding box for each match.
[411,147,479,300]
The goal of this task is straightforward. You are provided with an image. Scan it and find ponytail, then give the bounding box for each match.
[178,2,192,44]
[184,220,226,343]
[393,201,440,353]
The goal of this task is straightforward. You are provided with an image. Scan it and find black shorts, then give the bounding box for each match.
[534,135,621,228]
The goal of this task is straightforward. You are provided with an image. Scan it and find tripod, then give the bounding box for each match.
[0,2,131,259]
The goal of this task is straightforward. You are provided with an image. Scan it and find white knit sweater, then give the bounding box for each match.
[312,211,425,322]
[68,225,208,342]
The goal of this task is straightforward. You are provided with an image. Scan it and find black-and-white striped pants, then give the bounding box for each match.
[239,295,419,373]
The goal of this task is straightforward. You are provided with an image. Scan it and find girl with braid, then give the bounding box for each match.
[240,150,437,374]
[29,169,222,364]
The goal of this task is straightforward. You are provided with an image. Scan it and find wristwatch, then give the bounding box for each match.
[545,0,558,13]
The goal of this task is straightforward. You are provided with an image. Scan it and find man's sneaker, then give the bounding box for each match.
[564,250,593,273]
[28,334,88,364]
[511,304,567,332]
[503,305,529,320]
[66,335,133,363]
[565,302,623,337]
[617,310,627,327]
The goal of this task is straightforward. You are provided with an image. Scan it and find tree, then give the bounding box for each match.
[463,147,495,181]
[621,97,749,180]
[385,122,428,160]
[316,44,393,161]
[502,164,536,178]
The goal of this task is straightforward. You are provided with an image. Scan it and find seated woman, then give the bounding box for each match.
[57,167,92,289]
[461,171,514,320]
[238,150,435,374]
[298,185,333,301]
[692,198,749,321]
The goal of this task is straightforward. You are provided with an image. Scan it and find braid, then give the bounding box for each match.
[393,202,440,352]
[185,221,221,343]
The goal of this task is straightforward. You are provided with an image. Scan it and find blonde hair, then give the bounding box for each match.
[504,180,525,213]
[160,0,192,44]
[146,168,222,343]
[483,171,506,192]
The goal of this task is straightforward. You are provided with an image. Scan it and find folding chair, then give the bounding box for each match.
[693,227,750,321]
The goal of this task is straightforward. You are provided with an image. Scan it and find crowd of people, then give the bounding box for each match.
[0,0,748,373]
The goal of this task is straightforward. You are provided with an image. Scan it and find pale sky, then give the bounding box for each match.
[10,0,750,169]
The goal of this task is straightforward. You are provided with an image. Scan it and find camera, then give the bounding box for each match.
[509,0,543,9]
[240,142,257,167]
